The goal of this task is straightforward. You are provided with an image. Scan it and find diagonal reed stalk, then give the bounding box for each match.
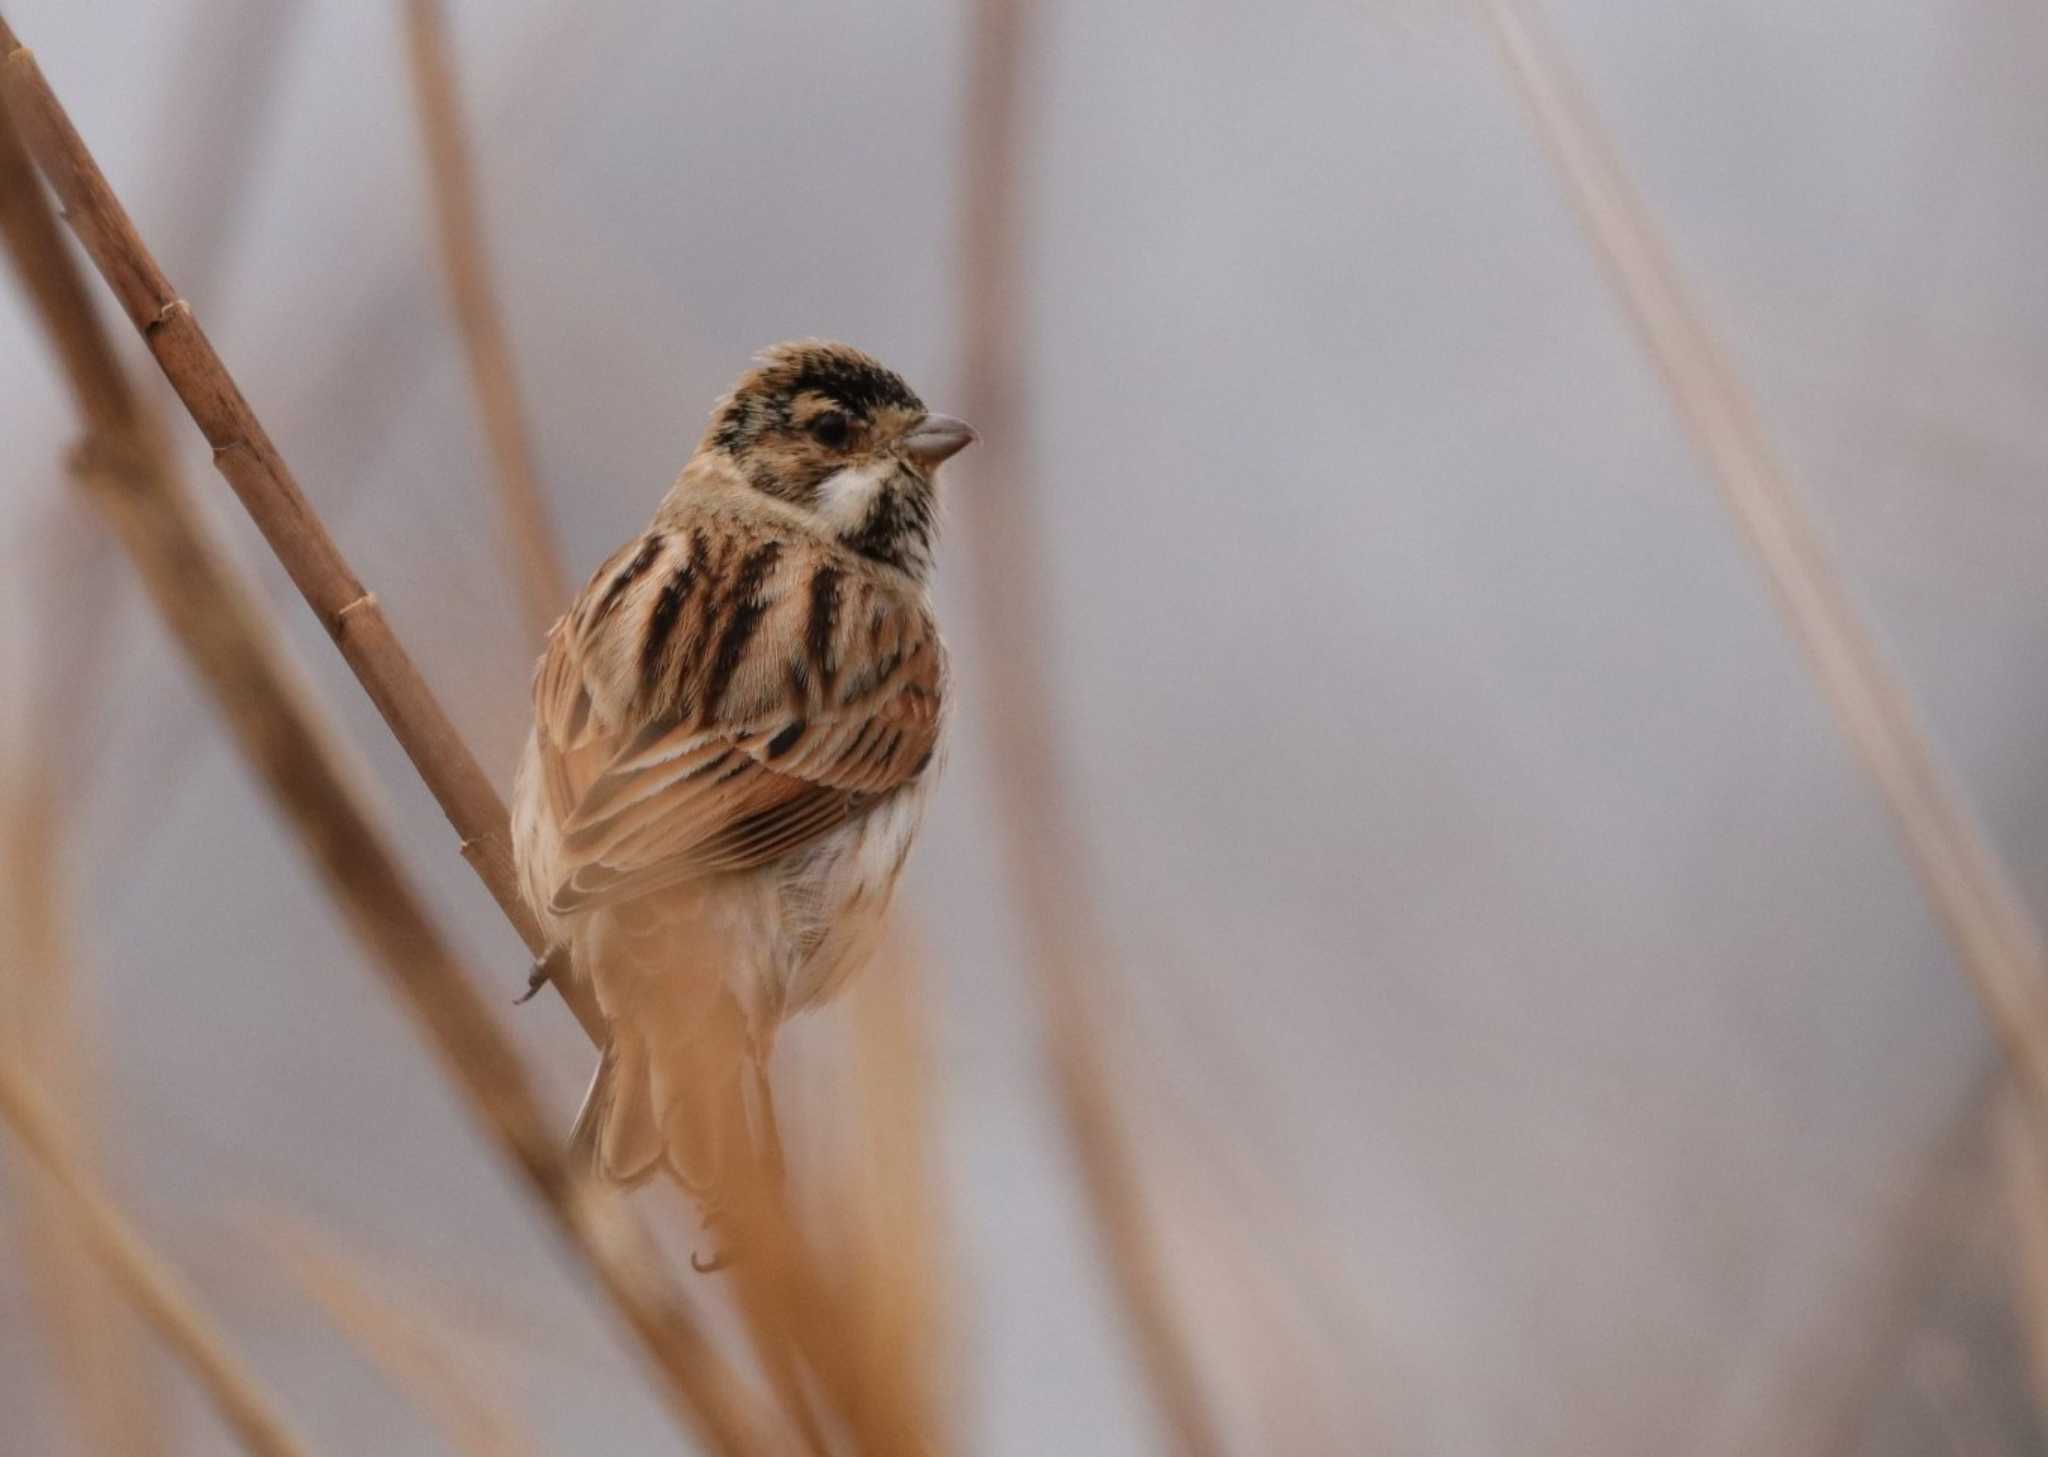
[2,735,166,1457]
[1479,0,2048,1421]
[0,69,773,1457]
[3,18,941,1454]
[1477,0,2048,1109]
[955,4,1229,1455]
[393,12,936,1445]
[0,17,597,1044]
[0,1064,315,1457]
[399,0,567,647]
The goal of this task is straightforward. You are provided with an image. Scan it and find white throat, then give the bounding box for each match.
[814,460,896,531]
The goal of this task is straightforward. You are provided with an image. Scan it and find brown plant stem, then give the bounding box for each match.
[955,4,1228,1456]
[0,17,600,1044]
[0,1064,315,1457]
[0,75,768,1457]
[3,24,890,1453]
[1479,0,2048,1426]
[400,0,567,647]
[2,753,166,1457]
[1478,0,2048,1127]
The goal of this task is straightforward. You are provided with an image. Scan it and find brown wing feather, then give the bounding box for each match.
[531,515,943,916]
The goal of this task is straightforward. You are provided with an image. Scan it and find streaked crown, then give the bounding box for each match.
[695,340,975,580]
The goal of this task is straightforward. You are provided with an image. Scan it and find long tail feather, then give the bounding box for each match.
[567,1043,663,1187]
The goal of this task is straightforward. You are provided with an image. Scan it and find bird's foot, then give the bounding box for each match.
[515,945,568,1005]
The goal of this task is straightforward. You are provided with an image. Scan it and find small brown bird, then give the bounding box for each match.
[511,341,974,1216]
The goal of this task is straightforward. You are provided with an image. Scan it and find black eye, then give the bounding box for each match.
[809,411,853,450]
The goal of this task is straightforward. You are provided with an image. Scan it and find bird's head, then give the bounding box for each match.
[693,340,976,579]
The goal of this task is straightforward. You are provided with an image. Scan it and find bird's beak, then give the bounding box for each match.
[901,413,977,467]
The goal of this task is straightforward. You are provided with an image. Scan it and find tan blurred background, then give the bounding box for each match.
[4,1,2048,1453]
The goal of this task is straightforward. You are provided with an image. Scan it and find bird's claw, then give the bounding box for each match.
[514,945,567,1006]
[512,946,569,1004]
[690,1246,733,1275]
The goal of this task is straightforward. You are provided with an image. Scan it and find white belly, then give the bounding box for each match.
[768,775,931,1016]
[515,713,941,1041]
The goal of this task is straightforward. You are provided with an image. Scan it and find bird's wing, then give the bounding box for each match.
[532,520,943,916]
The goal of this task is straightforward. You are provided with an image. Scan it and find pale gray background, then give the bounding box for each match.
[3,1,2046,1453]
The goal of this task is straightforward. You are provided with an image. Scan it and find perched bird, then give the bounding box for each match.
[511,341,974,1223]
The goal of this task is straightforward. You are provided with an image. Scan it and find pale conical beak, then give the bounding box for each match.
[901,413,978,467]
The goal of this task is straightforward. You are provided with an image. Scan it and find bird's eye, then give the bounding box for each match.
[809,411,853,450]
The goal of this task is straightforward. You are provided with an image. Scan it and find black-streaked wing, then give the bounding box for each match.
[535,524,942,915]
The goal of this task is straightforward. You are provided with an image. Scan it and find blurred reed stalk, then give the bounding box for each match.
[0,56,774,1457]
[956,3,1229,1455]
[684,1001,949,1456]
[399,0,567,646]
[837,935,954,1442]
[265,1218,545,1457]
[720,943,957,1457]
[1479,0,2048,1417]
[2,674,165,1457]
[24,0,309,877]
[395,10,946,1445]
[3,18,955,1454]
[1478,0,2048,1102]
[0,15,601,1044]
[0,1065,315,1457]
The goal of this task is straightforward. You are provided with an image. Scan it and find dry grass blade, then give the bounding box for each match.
[955,3,1227,1455]
[265,1218,544,1457]
[0,80,772,1457]
[0,1064,315,1457]
[1478,1,2048,1119]
[0,17,600,1043]
[400,0,567,646]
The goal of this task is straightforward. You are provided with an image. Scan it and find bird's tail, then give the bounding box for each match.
[571,987,758,1206]
[567,1042,660,1186]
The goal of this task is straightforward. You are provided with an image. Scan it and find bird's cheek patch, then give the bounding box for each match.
[813,461,894,530]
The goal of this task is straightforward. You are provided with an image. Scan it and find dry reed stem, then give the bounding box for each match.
[23,0,307,809]
[1480,0,2048,1426]
[265,1218,545,1457]
[751,1058,945,1457]
[399,0,568,646]
[955,4,1228,1456]
[0,17,601,1044]
[19,498,126,804]
[0,80,774,1457]
[839,938,952,1445]
[0,1064,315,1457]
[1478,1,2048,1127]
[689,1017,940,1457]
[2,767,166,1457]
[4,26,906,1455]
